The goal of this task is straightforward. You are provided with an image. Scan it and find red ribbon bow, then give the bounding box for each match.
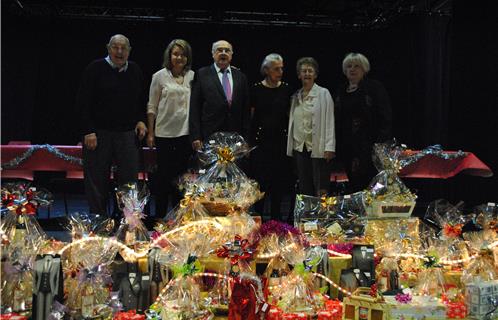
[443,224,463,238]
[216,235,253,266]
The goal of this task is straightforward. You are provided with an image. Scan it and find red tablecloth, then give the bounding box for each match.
[0,145,493,181]
[399,151,493,178]
[1,145,156,180]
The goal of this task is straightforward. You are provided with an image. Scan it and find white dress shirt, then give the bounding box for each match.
[213,63,234,94]
[292,92,314,152]
[147,68,195,138]
[287,83,336,158]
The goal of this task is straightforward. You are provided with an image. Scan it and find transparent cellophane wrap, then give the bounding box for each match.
[192,132,263,215]
[375,256,400,293]
[411,235,448,299]
[63,234,118,318]
[261,234,293,304]
[294,193,366,244]
[155,233,214,320]
[364,217,421,256]
[363,142,417,218]
[461,231,498,284]
[1,182,52,257]
[157,192,227,251]
[250,220,306,262]
[424,199,471,263]
[1,246,36,313]
[271,242,326,315]
[473,202,498,232]
[115,183,150,259]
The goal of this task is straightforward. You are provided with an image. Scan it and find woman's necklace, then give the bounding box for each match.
[173,74,184,85]
[347,83,358,93]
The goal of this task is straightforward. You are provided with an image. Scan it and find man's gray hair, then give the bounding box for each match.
[211,40,233,54]
[107,34,131,50]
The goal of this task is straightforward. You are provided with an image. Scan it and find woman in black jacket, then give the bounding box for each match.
[335,52,392,193]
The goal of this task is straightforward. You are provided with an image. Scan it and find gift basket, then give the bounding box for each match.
[270,242,327,316]
[193,132,263,216]
[363,141,417,218]
[115,183,150,260]
[1,182,52,255]
[1,182,52,315]
[154,233,214,320]
[423,199,471,263]
[62,214,119,319]
[294,193,365,244]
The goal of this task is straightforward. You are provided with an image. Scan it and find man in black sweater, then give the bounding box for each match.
[76,34,146,215]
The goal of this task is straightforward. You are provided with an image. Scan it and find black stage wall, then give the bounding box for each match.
[1,0,496,206]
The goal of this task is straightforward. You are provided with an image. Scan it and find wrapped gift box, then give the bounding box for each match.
[342,287,389,320]
[363,217,420,253]
[328,256,352,299]
[465,280,498,317]
[446,301,467,319]
[384,296,447,320]
[364,200,415,218]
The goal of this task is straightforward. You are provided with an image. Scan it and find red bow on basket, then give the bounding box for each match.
[216,235,254,276]
[443,223,463,238]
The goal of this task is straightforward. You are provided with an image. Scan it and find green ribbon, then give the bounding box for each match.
[171,255,204,278]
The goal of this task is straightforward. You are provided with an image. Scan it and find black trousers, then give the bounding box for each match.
[154,135,192,218]
[83,130,140,216]
[293,149,332,196]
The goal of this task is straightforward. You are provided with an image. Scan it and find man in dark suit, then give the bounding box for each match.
[189,40,250,150]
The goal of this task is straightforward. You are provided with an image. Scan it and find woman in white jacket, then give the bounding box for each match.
[287,57,336,196]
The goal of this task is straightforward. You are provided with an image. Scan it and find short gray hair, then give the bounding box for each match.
[342,52,370,75]
[296,57,319,76]
[107,34,131,51]
[211,40,233,54]
[260,53,283,76]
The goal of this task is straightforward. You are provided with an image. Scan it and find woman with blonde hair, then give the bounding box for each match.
[146,39,195,217]
[335,52,392,192]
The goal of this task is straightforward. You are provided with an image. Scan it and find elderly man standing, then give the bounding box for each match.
[189,40,250,150]
[76,34,147,215]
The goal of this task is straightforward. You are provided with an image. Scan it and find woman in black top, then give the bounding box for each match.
[250,53,294,221]
[335,52,392,193]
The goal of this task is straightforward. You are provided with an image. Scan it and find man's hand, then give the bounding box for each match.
[135,121,147,140]
[324,151,336,162]
[84,133,97,150]
[146,132,155,148]
[192,140,202,151]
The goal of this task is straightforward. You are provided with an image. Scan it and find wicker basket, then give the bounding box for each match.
[200,199,240,216]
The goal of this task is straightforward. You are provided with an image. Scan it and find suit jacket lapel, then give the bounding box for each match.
[210,65,226,100]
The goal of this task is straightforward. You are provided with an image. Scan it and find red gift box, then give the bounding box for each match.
[113,310,145,320]
[446,301,467,319]
[281,313,307,320]
[267,306,282,320]
[325,299,343,314]
[0,314,27,320]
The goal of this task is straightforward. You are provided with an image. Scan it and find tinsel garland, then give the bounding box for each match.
[1,144,83,169]
[399,144,467,168]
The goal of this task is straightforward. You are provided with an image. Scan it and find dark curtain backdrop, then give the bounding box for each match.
[1,0,496,206]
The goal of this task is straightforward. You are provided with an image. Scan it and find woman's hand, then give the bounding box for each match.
[146,133,155,148]
[324,151,336,162]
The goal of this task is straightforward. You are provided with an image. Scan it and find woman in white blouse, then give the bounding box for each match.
[146,39,195,217]
[286,57,336,196]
